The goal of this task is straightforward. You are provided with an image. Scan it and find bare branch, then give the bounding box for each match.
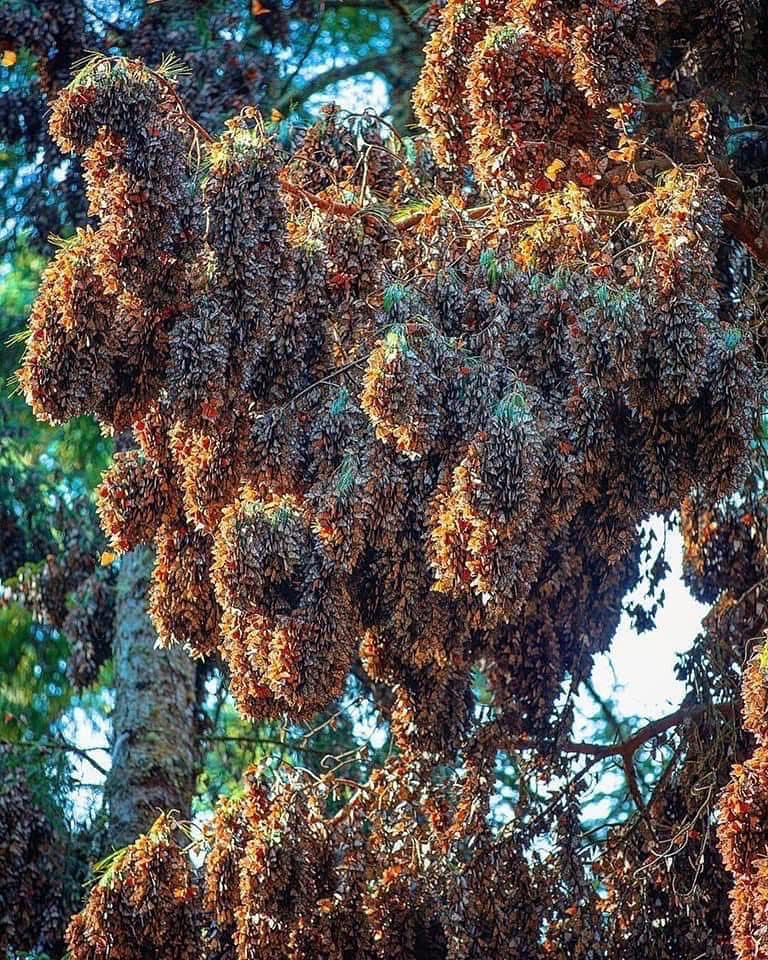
[274,53,403,114]
[563,701,735,762]
[1,736,110,777]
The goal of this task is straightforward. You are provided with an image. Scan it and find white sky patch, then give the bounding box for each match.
[306,73,389,117]
[574,520,708,735]
[62,704,111,825]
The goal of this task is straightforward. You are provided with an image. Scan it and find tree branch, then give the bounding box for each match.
[563,701,735,761]
[201,734,333,758]
[1,736,110,777]
[382,0,426,38]
[274,53,402,114]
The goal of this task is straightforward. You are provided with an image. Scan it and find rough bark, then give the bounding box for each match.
[104,546,199,849]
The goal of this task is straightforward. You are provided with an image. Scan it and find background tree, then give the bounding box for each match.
[3,0,768,958]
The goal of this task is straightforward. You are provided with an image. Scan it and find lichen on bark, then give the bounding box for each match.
[104,546,199,849]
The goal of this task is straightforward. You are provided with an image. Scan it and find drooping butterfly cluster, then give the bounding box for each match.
[67,813,201,960]
[21,17,766,749]
[719,651,768,960]
[18,0,768,954]
[67,752,578,960]
[0,748,71,957]
[0,0,323,253]
[688,471,768,960]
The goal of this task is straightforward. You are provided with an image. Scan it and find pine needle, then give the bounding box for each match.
[5,327,30,347]
[391,200,431,225]
[156,52,192,82]
[5,371,22,399]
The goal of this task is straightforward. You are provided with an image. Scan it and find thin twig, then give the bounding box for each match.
[1,736,110,777]
[382,0,426,37]
[201,734,331,758]
[275,15,326,105]
[82,3,130,33]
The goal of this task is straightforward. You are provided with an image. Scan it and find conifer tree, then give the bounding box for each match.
[12,0,768,956]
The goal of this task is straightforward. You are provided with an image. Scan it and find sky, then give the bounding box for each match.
[577,521,708,726]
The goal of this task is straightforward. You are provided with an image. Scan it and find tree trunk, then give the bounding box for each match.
[104,546,199,849]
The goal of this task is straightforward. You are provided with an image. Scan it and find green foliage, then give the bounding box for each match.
[383,281,408,313]
[0,608,71,742]
[495,389,528,421]
[1,242,44,379]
